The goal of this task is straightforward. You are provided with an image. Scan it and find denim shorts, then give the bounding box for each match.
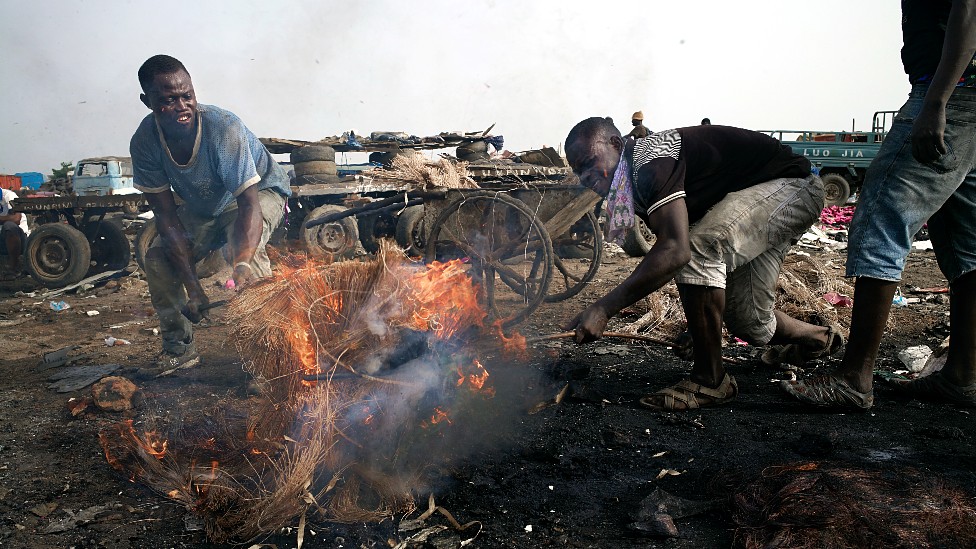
[846,85,976,283]
[675,174,824,344]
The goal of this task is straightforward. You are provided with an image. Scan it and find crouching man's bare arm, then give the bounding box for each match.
[564,200,691,342]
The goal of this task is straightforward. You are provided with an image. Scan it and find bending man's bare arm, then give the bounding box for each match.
[565,200,692,342]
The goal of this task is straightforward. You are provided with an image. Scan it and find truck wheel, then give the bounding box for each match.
[135,219,228,278]
[24,223,92,288]
[821,173,851,207]
[301,204,360,259]
[84,219,131,275]
[291,145,336,163]
[394,205,426,257]
[357,212,396,254]
[620,218,655,257]
[294,161,338,177]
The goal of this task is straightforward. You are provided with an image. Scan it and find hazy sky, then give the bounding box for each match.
[0,0,907,175]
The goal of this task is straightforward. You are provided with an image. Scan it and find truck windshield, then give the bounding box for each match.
[78,163,108,177]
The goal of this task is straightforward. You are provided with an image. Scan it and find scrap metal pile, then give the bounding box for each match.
[99,243,522,543]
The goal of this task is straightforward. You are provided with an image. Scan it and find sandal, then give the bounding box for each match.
[761,323,845,367]
[889,372,976,408]
[640,373,738,411]
[780,374,873,410]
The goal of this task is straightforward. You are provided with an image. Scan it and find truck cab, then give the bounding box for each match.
[72,157,138,196]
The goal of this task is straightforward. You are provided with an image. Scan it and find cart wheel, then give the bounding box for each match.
[424,191,553,329]
[84,219,131,275]
[395,205,427,257]
[24,223,92,288]
[301,204,360,259]
[546,210,603,302]
[134,218,228,279]
[621,218,655,257]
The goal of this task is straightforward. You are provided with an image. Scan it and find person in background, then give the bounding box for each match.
[0,188,29,280]
[627,111,650,139]
[782,0,976,410]
[701,118,711,125]
[130,54,291,373]
[564,118,839,410]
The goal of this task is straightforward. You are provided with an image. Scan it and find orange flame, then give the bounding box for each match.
[429,407,452,425]
[406,260,485,339]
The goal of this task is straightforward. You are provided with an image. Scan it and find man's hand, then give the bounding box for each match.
[181,291,210,324]
[911,103,948,164]
[231,262,253,288]
[562,305,610,344]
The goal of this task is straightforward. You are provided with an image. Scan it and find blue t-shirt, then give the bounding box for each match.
[130,104,291,217]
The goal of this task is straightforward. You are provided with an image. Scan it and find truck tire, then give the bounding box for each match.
[821,173,851,207]
[620,218,655,257]
[395,205,426,257]
[291,145,336,163]
[134,219,228,279]
[300,204,360,259]
[294,161,338,177]
[357,212,396,254]
[456,140,490,162]
[84,219,131,275]
[24,223,92,288]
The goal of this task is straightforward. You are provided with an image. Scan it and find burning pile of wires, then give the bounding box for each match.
[100,242,516,542]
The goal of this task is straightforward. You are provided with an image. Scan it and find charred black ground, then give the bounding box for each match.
[0,238,973,549]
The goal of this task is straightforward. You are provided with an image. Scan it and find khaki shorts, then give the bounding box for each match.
[674,175,824,344]
[150,188,286,277]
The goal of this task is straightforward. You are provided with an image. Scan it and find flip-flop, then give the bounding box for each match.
[889,372,976,408]
[762,323,845,367]
[640,373,738,411]
[780,374,873,410]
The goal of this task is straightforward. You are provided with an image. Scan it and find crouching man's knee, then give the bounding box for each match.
[724,315,775,347]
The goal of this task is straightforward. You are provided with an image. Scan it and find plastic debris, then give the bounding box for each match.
[86,310,100,316]
[225,278,236,289]
[104,336,131,346]
[892,295,909,307]
[897,345,932,373]
[49,300,71,311]
[823,291,853,307]
[912,240,934,250]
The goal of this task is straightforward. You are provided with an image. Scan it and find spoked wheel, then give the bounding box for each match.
[546,210,603,302]
[424,191,553,329]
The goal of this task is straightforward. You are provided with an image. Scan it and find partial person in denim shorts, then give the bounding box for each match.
[782,0,976,410]
[130,55,291,374]
[563,119,837,411]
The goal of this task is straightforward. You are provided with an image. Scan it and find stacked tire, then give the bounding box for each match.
[291,145,337,178]
[456,140,490,162]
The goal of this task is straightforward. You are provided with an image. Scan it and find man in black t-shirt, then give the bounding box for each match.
[564,118,835,411]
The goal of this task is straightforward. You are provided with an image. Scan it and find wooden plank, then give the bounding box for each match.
[542,189,601,237]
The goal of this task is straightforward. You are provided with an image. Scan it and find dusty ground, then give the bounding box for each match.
[0,220,973,549]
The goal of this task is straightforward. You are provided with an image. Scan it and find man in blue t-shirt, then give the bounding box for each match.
[131,54,291,371]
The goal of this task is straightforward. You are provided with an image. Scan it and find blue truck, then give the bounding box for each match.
[762,111,896,206]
